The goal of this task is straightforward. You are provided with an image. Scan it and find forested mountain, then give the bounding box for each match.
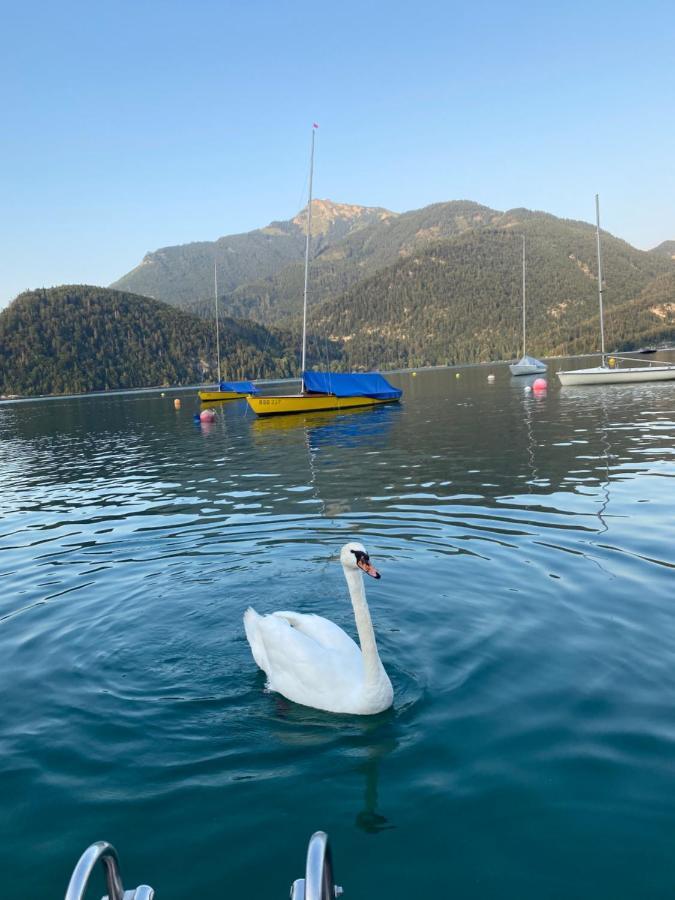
[311,217,675,370]
[650,240,675,259]
[553,272,675,356]
[0,286,320,396]
[114,198,674,343]
[6,203,674,396]
[214,200,498,323]
[111,200,395,308]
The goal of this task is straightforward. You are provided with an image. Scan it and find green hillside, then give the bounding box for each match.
[310,218,675,370]
[111,198,675,356]
[217,200,499,323]
[9,205,674,396]
[203,202,675,336]
[553,271,675,356]
[0,286,310,396]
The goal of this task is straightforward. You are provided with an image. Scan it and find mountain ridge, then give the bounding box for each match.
[110,199,395,307]
[650,240,675,259]
[310,219,675,370]
[113,198,673,337]
[5,200,673,396]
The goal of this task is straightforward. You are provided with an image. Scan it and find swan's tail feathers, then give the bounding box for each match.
[244,607,271,673]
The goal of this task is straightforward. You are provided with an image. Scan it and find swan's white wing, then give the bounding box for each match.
[271,611,360,658]
[253,612,364,712]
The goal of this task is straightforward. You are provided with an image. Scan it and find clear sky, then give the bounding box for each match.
[1,0,673,307]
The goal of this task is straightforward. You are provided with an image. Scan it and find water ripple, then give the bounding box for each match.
[2,369,675,898]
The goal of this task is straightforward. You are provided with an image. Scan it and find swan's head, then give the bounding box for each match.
[340,542,381,579]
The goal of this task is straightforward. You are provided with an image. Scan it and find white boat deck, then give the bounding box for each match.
[557,365,675,386]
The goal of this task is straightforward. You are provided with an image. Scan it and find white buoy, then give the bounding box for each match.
[487,374,495,382]
[524,385,532,394]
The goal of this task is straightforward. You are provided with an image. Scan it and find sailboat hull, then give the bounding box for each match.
[509,363,547,376]
[198,390,248,402]
[246,393,399,416]
[558,365,675,386]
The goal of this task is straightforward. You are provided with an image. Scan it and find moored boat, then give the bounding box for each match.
[509,235,546,376]
[199,258,258,402]
[557,365,675,386]
[246,371,401,416]
[246,125,402,418]
[510,354,547,377]
[557,196,675,387]
[199,380,259,402]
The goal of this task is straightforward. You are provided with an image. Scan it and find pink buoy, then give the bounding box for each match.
[200,409,216,422]
[532,377,547,392]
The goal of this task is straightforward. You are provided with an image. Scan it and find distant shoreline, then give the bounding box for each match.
[4,348,675,404]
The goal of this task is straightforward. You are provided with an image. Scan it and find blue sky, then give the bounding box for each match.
[1,0,673,306]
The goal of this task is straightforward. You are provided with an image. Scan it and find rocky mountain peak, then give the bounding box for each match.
[291,199,398,237]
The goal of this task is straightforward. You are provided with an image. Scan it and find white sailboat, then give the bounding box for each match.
[557,196,675,386]
[510,235,547,376]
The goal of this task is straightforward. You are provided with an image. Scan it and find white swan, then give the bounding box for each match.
[244,542,393,715]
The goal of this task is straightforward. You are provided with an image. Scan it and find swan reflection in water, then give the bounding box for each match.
[354,740,397,834]
[265,693,399,835]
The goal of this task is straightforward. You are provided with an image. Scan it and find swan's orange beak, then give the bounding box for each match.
[357,558,381,579]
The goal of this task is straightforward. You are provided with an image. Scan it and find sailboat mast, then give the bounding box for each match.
[300,126,316,393]
[521,235,526,358]
[214,259,221,384]
[595,194,606,364]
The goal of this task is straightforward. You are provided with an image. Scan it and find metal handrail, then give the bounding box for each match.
[290,831,343,900]
[66,833,337,899]
[64,841,154,900]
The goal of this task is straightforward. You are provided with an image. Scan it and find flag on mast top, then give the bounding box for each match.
[313,122,319,128]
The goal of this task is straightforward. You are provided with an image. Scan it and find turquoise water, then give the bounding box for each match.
[2,364,675,898]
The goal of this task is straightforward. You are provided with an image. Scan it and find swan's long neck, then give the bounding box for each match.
[344,566,383,685]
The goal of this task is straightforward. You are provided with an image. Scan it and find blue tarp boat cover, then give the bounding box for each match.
[219,380,259,393]
[303,371,402,400]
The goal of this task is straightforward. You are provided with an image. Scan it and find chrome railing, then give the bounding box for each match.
[64,841,154,900]
[65,832,341,899]
[290,831,343,900]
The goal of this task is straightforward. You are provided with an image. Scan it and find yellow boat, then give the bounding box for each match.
[198,380,258,403]
[247,393,395,416]
[198,389,248,402]
[246,372,402,417]
[245,127,402,419]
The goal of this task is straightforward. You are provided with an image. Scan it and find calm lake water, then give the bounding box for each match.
[2,362,675,899]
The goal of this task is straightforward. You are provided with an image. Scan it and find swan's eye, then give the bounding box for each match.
[351,550,369,564]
